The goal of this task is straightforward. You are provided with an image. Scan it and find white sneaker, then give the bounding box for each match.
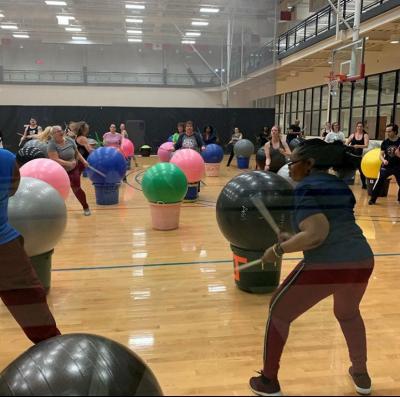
[83,208,91,216]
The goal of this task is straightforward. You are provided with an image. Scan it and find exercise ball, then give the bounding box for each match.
[24,139,49,156]
[288,137,305,151]
[170,149,205,183]
[277,164,297,187]
[0,333,163,396]
[121,138,135,158]
[202,144,224,163]
[216,171,294,250]
[234,139,255,158]
[20,158,70,200]
[8,177,67,257]
[142,163,187,203]
[16,146,46,165]
[87,147,127,185]
[256,147,266,169]
[361,148,382,179]
[157,142,175,163]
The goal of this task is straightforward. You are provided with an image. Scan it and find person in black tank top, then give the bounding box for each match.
[346,122,369,189]
[19,118,42,148]
[264,125,291,172]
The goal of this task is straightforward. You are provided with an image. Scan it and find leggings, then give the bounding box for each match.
[371,166,400,202]
[68,163,89,210]
[0,237,61,344]
[227,145,235,166]
[263,258,374,379]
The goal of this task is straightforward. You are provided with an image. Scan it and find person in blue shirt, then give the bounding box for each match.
[0,148,60,343]
[250,139,374,396]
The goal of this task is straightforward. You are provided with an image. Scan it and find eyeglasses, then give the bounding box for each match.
[287,159,303,167]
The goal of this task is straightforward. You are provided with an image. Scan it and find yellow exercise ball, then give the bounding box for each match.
[361,148,382,179]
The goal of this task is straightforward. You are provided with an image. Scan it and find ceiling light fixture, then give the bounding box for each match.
[0,14,4,18]
[185,32,201,37]
[200,7,219,13]
[45,1,67,5]
[126,18,143,23]
[65,27,82,32]
[13,33,30,38]
[56,15,74,25]
[128,38,143,42]
[1,25,18,30]
[192,21,209,26]
[182,40,196,44]
[390,40,399,44]
[125,4,145,9]
[127,29,142,34]
[72,36,87,40]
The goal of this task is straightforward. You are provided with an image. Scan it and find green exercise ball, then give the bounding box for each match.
[142,163,188,204]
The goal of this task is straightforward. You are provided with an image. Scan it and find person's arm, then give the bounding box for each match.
[77,136,93,154]
[174,134,183,151]
[264,143,271,171]
[9,163,21,197]
[324,132,332,143]
[262,213,330,263]
[103,133,107,147]
[76,149,88,167]
[340,132,346,142]
[48,149,76,169]
[345,134,354,146]
[281,141,291,156]
[197,133,206,151]
[380,149,388,166]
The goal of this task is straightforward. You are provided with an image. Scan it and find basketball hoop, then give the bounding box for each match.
[326,71,345,97]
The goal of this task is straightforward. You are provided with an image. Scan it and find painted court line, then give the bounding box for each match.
[52,252,400,273]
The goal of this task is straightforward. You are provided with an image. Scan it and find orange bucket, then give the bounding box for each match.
[149,202,181,231]
[205,163,220,177]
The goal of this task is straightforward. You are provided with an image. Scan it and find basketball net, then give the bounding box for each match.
[327,71,347,97]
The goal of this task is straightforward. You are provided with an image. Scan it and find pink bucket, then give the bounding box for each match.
[149,202,181,231]
[205,163,220,177]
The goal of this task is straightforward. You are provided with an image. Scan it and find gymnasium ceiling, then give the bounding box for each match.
[0,0,276,46]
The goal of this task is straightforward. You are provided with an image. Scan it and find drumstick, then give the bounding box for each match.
[250,193,281,236]
[87,165,107,178]
[238,258,262,271]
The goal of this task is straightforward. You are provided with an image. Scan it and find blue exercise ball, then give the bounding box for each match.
[202,144,224,163]
[87,147,127,185]
[234,139,255,158]
[0,334,163,396]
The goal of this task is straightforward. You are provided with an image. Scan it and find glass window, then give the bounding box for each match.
[380,105,394,126]
[280,94,285,113]
[321,85,329,110]
[320,110,328,129]
[298,90,305,113]
[275,113,280,126]
[364,107,378,139]
[275,95,281,113]
[285,93,291,114]
[397,73,400,103]
[366,75,379,106]
[341,83,352,108]
[313,87,321,111]
[285,112,291,128]
[331,109,339,124]
[311,111,320,136]
[396,105,400,126]
[305,89,312,111]
[297,112,304,128]
[304,112,311,135]
[380,72,396,104]
[340,108,351,136]
[353,79,365,107]
[291,91,298,115]
[331,87,340,109]
[351,108,363,134]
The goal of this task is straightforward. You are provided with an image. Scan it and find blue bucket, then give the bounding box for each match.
[94,184,120,205]
[237,157,250,169]
[184,182,199,202]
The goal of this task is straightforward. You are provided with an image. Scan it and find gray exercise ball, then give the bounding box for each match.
[8,177,67,257]
[24,139,49,157]
[233,139,255,158]
[277,164,297,187]
[0,333,163,396]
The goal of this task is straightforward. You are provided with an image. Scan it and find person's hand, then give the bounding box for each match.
[262,246,278,265]
[383,159,389,166]
[70,160,77,169]
[264,164,270,171]
[278,232,292,243]
[201,146,206,152]
[83,160,89,168]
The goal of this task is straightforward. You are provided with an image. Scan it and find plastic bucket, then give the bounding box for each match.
[237,157,250,169]
[184,182,200,202]
[94,184,120,205]
[149,202,181,231]
[205,163,221,177]
[231,245,282,294]
[30,250,54,294]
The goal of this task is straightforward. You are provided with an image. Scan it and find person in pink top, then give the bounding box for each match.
[103,124,122,148]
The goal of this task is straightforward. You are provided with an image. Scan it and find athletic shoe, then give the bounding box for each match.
[362,185,367,190]
[348,367,372,395]
[83,208,91,216]
[249,371,282,396]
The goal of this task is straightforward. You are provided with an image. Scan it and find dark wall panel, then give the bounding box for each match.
[0,106,274,153]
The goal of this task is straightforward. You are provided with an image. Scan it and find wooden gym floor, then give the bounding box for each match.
[0,155,399,396]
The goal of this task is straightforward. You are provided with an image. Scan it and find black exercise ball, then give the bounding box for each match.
[216,171,294,250]
[256,147,266,169]
[288,137,305,152]
[0,334,163,396]
[16,146,46,165]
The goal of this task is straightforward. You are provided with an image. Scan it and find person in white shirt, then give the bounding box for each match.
[325,122,345,143]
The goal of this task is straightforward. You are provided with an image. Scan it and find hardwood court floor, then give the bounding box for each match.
[0,155,399,395]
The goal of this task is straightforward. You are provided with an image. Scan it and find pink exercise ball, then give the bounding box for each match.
[121,138,135,158]
[20,158,70,200]
[157,142,175,162]
[170,149,205,183]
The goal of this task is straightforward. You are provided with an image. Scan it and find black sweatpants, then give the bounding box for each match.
[371,165,400,202]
